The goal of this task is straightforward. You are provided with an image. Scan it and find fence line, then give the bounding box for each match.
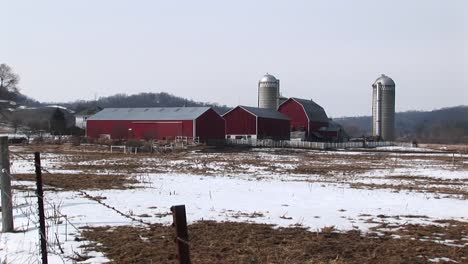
[1,136,14,232]
[226,138,412,150]
[8,151,110,263]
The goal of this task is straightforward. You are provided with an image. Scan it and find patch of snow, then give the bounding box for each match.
[376,146,442,152]
[2,147,468,263]
[428,257,458,263]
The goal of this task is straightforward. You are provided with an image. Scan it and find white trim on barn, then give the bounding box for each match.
[225,134,257,140]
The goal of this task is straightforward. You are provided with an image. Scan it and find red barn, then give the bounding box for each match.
[86,107,225,142]
[223,106,290,140]
[278,98,329,140]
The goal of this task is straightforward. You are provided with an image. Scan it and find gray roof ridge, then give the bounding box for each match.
[239,105,290,120]
[87,106,212,121]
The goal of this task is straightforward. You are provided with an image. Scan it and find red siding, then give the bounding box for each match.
[224,106,290,140]
[278,100,309,132]
[223,107,256,135]
[87,120,193,140]
[278,99,328,139]
[257,118,290,140]
[132,121,192,140]
[195,108,226,141]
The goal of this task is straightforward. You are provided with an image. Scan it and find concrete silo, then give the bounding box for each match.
[372,74,396,141]
[258,73,280,109]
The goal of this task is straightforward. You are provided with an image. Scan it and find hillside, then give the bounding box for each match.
[0,90,230,133]
[0,87,40,107]
[2,87,467,144]
[335,106,468,143]
[57,92,231,114]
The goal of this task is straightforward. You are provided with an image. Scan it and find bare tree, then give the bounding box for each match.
[0,64,20,94]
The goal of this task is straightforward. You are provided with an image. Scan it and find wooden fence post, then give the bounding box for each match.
[171,205,191,264]
[34,152,48,264]
[0,137,13,232]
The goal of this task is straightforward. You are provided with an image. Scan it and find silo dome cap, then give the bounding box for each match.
[260,73,278,82]
[374,74,395,86]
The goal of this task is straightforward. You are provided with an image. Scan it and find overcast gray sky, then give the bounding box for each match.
[1,0,467,117]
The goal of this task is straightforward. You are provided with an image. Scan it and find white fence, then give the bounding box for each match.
[226,138,409,150]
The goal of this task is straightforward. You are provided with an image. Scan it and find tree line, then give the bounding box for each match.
[57,92,231,114]
[335,106,468,144]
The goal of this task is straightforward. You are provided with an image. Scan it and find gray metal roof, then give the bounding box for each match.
[87,107,211,121]
[373,74,395,86]
[76,106,103,116]
[236,106,290,120]
[259,74,278,83]
[289,98,329,123]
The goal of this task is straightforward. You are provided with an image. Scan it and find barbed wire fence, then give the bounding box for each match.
[2,151,77,263]
[1,148,154,263]
[11,151,153,226]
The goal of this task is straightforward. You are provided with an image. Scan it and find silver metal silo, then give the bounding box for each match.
[258,73,280,109]
[372,74,396,141]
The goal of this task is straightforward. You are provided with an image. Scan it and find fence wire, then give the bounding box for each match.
[2,154,74,263]
[3,150,145,263]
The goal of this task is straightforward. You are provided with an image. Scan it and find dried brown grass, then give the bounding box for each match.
[14,173,138,191]
[80,221,468,264]
[350,182,468,200]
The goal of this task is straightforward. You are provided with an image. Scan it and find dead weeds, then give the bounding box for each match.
[350,182,468,200]
[12,144,468,199]
[14,173,138,191]
[371,219,468,247]
[80,220,468,264]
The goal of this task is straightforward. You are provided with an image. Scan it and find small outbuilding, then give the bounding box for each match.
[278,98,329,140]
[223,105,290,140]
[318,120,350,142]
[86,107,225,142]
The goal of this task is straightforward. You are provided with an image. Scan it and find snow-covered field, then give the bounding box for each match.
[1,145,467,263]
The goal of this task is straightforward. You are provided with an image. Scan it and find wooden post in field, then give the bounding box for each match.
[171,205,191,264]
[34,152,48,264]
[0,137,14,232]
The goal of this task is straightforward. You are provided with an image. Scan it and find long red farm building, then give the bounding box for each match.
[86,107,225,141]
[223,105,290,140]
